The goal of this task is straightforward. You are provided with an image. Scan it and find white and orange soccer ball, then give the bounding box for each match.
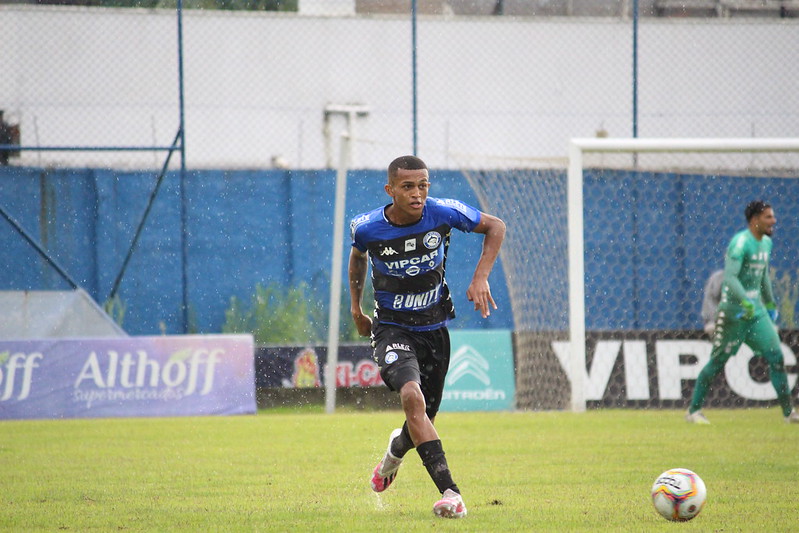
[651,468,707,521]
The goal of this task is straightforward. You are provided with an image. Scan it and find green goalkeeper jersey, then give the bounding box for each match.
[718,228,774,319]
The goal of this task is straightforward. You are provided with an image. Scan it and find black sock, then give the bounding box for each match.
[389,422,414,459]
[416,439,459,495]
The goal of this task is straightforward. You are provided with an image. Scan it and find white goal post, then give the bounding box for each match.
[567,137,799,413]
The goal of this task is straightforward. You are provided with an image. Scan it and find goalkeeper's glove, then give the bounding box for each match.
[736,299,756,320]
[765,302,779,323]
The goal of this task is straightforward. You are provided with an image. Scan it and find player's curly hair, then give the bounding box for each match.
[745,200,771,222]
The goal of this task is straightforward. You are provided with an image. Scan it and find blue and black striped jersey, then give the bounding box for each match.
[351,197,481,331]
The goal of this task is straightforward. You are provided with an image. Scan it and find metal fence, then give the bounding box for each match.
[1,1,797,170]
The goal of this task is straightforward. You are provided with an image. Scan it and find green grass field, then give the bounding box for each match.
[1,408,797,531]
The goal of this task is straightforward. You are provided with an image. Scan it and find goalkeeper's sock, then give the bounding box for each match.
[389,422,414,459]
[689,357,725,413]
[417,439,459,495]
[766,353,793,417]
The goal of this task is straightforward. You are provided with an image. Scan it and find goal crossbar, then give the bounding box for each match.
[570,137,799,154]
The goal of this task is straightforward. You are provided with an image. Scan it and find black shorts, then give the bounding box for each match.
[372,323,451,419]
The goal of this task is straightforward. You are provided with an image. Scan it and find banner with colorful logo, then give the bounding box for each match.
[0,335,255,420]
[255,344,382,388]
[440,330,515,412]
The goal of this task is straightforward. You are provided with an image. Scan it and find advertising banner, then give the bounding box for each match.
[255,332,516,412]
[0,335,255,420]
[543,330,799,409]
[255,344,381,389]
[439,330,515,412]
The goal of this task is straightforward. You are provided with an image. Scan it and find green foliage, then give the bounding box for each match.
[222,282,324,344]
[94,0,297,10]
[186,304,201,334]
[102,294,126,327]
[1,410,798,531]
[221,281,373,345]
[771,268,798,328]
[340,281,375,343]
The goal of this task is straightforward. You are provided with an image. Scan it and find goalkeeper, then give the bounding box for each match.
[686,200,798,424]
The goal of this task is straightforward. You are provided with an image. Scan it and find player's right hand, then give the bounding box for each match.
[352,311,372,337]
[736,299,755,320]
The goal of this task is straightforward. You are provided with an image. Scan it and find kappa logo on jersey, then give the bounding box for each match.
[380,246,398,256]
[404,239,416,252]
[423,231,441,249]
[385,351,399,364]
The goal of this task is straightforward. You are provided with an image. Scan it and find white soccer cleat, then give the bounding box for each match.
[433,488,467,519]
[785,409,799,424]
[685,410,710,424]
[370,428,403,492]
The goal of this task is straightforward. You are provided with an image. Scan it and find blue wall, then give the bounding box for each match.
[1,167,797,335]
[583,170,799,330]
[0,167,510,335]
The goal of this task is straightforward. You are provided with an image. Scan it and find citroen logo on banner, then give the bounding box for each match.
[447,345,490,386]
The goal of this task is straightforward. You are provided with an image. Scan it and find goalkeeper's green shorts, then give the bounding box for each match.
[710,312,781,364]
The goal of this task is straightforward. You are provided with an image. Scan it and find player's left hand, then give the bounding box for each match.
[765,302,779,324]
[467,280,497,319]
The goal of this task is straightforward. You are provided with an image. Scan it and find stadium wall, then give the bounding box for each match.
[0,166,510,335]
[1,7,797,169]
[1,166,798,336]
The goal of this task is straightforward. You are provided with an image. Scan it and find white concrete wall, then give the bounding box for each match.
[1,6,797,169]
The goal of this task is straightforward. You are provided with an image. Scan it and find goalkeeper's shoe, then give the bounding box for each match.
[785,409,799,424]
[685,410,710,424]
[433,489,467,519]
[370,428,403,492]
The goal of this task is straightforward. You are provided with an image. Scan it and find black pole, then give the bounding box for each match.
[177,0,189,333]
[412,0,418,155]
[0,203,79,290]
[108,129,182,301]
[632,0,639,139]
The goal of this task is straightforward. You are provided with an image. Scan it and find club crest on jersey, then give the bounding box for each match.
[423,231,441,249]
[404,239,416,252]
[385,351,399,364]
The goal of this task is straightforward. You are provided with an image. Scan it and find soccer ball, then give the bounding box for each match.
[651,468,707,521]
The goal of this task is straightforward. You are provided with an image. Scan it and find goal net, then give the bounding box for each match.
[461,138,799,412]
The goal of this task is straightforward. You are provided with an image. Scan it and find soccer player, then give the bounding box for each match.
[686,200,798,424]
[700,269,724,336]
[349,155,505,518]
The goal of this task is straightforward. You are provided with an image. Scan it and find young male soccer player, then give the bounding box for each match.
[686,200,798,424]
[349,155,506,518]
